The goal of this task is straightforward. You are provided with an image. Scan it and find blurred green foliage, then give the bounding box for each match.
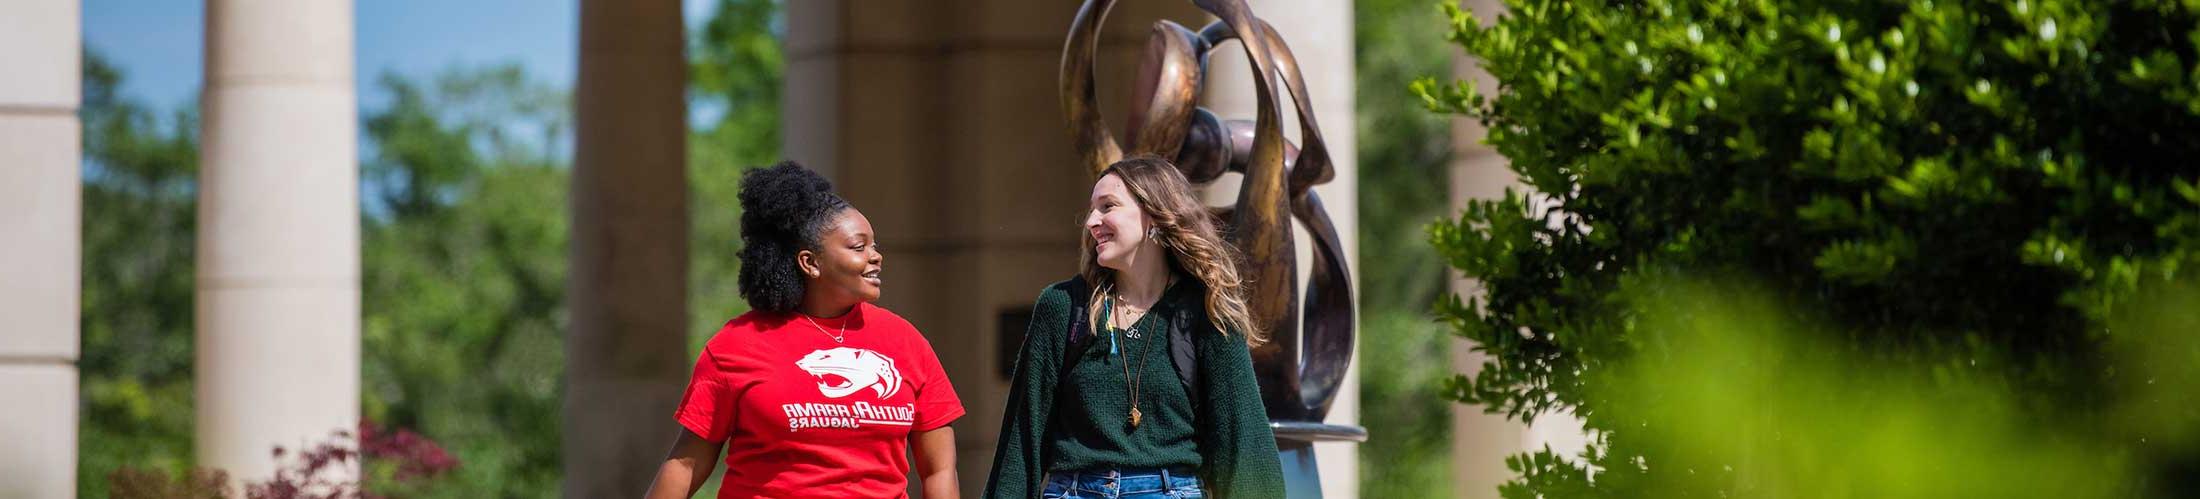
[79,50,202,498]
[1547,276,2200,498]
[1416,0,2200,495]
[78,1,779,496]
[1353,0,1463,495]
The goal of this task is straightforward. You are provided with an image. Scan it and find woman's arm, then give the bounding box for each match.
[642,428,725,499]
[983,285,1072,499]
[1197,330,1286,499]
[912,426,961,498]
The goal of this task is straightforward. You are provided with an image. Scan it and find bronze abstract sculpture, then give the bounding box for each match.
[1061,0,1360,443]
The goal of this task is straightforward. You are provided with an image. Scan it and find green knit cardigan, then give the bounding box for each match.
[983,277,1285,498]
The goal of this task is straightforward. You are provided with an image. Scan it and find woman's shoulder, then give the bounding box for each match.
[700,310,782,351]
[1035,276,1087,309]
[727,309,786,333]
[1013,278,1087,355]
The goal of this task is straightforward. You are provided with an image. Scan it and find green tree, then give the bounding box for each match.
[1416,0,2200,495]
[358,64,573,498]
[78,50,203,498]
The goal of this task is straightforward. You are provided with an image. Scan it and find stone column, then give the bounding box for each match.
[1446,50,1526,499]
[0,1,80,497]
[1200,0,1361,496]
[565,0,688,497]
[785,2,1201,495]
[196,0,360,484]
[1447,0,1589,496]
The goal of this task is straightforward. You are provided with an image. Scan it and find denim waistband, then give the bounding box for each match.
[1044,467,1201,495]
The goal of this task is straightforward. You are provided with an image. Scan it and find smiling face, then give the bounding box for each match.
[799,209,884,306]
[1085,173,1154,271]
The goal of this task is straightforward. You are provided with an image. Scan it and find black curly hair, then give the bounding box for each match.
[737,161,853,313]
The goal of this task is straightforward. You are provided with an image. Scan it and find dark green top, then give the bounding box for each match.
[1048,281,1199,471]
[984,277,1285,499]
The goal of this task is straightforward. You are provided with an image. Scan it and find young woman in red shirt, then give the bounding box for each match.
[644,162,966,498]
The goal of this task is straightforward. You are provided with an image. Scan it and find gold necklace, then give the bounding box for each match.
[802,315,847,343]
[1112,294,1154,428]
[1113,293,1148,339]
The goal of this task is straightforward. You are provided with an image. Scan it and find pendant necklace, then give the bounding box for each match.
[802,315,847,343]
[1113,294,1153,428]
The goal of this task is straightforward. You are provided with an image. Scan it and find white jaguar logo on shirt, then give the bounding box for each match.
[795,347,904,399]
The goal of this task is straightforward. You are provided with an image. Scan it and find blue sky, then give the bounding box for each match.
[84,0,720,111]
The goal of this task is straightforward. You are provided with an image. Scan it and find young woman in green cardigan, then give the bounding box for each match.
[985,156,1285,499]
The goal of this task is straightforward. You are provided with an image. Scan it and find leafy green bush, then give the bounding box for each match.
[1416,0,2200,495]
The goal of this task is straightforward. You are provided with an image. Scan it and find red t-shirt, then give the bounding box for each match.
[676,303,965,498]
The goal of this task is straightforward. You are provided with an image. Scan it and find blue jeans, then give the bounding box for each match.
[1041,467,1204,499]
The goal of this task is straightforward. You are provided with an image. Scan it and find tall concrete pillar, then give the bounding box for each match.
[565,0,688,497]
[1200,0,1362,496]
[0,1,80,497]
[196,0,361,484]
[785,1,1201,495]
[1447,0,1589,496]
[1446,55,1527,499]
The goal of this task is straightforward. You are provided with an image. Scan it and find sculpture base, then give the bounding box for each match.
[1280,442,1323,499]
[1271,422,1368,499]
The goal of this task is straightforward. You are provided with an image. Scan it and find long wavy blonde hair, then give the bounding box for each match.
[1079,156,1262,346]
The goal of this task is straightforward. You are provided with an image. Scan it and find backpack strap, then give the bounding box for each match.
[1059,277,1095,383]
[1168,305,1202,403]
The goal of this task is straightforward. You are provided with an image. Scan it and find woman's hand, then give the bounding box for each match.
[642,428,724,499]
[912,426,961,498]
